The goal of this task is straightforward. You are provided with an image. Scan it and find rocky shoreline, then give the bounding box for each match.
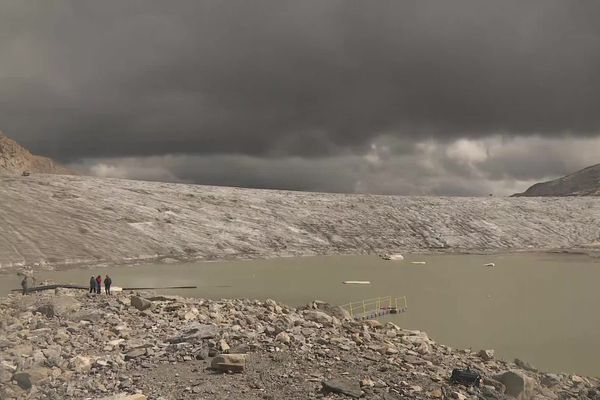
[1,289,599,400]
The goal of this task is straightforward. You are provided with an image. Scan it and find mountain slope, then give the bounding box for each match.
[0,131,71,175]
[513,164,600,196]
[1,174,600,270]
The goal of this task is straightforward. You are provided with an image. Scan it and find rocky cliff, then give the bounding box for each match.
[0,131,71,176]
[2,174,600,271]
[513,164,600,197]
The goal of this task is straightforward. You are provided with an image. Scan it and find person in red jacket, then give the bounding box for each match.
[95,275,102,294]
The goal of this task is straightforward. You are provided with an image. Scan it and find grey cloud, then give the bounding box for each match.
[74,135,597,197]
[1,0,600,163]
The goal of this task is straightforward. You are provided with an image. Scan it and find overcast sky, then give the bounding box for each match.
[1,1,599,196]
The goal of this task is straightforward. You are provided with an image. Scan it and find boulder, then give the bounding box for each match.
[304,310,333,325]
[363,319,382,329]
[35,296,81,318]
[210,354,246,372]
[541,374,562,388]
[275,331,291,344]
[1,361,17,383]
[42,347,62,367]
[125,348,146,360]
[515,358,538,372]
[13,372,32,390]
[478,349,495,361]
[12,367,52,390]
[99,394,147,400]
[322,379,362,398]
[124,339,150,350]
[70,355,92,373]
[167,323,217,344]
[131,296,152,311]
[35,304,55,318]
[494,371,536,400]
[312,301,352,320]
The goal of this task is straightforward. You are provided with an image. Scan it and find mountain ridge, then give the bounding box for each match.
[513,163,600,196]
[0,130,71,175]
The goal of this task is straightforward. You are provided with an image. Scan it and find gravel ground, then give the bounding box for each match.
[2,289,599,400]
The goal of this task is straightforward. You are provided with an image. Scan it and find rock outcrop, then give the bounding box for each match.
[0,130,71,176]
[513,163,600,197]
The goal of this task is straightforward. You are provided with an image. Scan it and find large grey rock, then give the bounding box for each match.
[69,355,92,373]
[494,371,536,400]
[515,358,538,372]
[125,348,146,360]
[541,373,562,388]
[35,304,55,318]
[35,296,81,318]
[98,394,147,400]
[478,349,495,361]
[322,379,363,398]
[42,347,62,367]
[210,353,246,372]
[12,368,52,390]
[167,323,217,344]
[304,310,333,325]
[130,296,152,311]
[312,301,352,320]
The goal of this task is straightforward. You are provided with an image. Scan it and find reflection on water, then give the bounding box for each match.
[1,253,599,376]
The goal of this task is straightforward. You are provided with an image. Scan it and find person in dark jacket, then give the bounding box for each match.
[89,276,96,293]
[104,275,112,295]
[95,275,102,294]
[21,276,28,295]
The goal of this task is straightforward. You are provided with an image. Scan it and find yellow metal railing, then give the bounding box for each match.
[340,295,407,319]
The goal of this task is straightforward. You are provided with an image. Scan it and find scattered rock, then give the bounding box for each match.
[167,323,217,344]
[275,331,291,344]
[515,358,538,372]
[210,354,246,373]
[478,349,495,361]
[219,339,231,352]
[304,310,333,325]
[0,291,596,400]
[131,296,152,311]
[322,379,362,398]
[125,348,146,361]
[70,355,92,373]
[12,372,33,390]
[98,394,147,400]
[494,370,536,400]
[35,304,55,318]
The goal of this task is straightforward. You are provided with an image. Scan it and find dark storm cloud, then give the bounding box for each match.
[1,0,600,162]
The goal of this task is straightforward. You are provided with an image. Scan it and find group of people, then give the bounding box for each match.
[90,275,112,295]
[18,274,114,295]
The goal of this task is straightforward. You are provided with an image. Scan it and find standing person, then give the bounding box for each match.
[21,276,28,295]
[104,275,112,295]
[89,276,96,293]
[96,275,102,294]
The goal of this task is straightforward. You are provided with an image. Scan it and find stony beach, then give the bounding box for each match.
[1,288,599,400]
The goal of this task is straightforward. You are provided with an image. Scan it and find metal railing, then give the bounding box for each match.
[340,295,408,320]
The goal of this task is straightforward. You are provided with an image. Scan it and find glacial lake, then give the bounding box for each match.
[1,252,599,377]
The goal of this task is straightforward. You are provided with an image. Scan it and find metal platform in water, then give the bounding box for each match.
[340,295,408,320]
